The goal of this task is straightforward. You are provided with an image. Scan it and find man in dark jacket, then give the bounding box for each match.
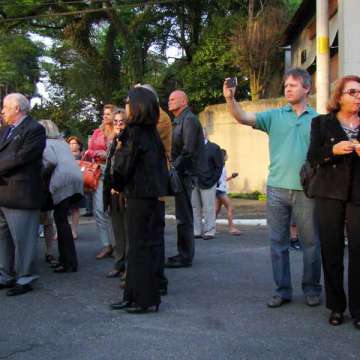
[192,129,223,240]
[165,90,204,268]
[0,93,46,296]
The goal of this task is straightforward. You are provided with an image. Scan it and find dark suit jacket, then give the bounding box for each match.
[197,141,223,189]
[171,107,205,177]
[0,116,46,209]
[307,112,360,203]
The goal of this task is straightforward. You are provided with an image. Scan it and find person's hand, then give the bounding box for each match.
[95,150,107,159]
[223,80,235,100]
[231,172,238,178]
[332,141,354,155]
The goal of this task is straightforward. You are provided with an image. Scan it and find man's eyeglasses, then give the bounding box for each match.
[342,88,360,97]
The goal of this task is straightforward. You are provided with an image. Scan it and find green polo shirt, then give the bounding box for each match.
[254,104,318,190]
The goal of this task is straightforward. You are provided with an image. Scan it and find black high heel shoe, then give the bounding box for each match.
[125,304,160,314]
[329,311,344,326]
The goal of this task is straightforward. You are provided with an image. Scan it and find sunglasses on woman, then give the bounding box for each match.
[342,88,360,97]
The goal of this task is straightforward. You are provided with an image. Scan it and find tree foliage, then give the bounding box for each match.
[230,0,294,100]
[0,32,43,100]
[0,0,300,133]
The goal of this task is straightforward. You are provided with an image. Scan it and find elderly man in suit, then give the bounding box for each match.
[0,93,46,296]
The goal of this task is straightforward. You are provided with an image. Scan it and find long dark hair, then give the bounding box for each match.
[127,87,159,126]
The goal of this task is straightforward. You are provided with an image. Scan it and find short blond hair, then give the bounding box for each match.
[38,119,62,139]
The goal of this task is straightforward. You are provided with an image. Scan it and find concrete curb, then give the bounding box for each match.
[164,214,267,226]
[79,216,267,226]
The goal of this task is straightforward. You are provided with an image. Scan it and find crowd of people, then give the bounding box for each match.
[0,69,359,329]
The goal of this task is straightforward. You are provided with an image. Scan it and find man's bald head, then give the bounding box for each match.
[168,90,189,117]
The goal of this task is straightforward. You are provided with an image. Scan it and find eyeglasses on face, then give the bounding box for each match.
[113,120,125,125]
[342,88,360,97]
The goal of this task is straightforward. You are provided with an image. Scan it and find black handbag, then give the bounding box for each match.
[168,164,184,195]
[300,160,318,198]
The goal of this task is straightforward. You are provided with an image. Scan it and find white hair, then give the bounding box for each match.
[4,93,30,113]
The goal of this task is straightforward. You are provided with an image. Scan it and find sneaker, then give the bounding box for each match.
[305,295,320,307]
[267,295,291,308]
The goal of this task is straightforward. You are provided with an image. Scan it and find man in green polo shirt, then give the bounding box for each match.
[223,68,322,308]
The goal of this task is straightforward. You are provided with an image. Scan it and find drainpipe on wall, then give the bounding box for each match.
[316,0,330,114]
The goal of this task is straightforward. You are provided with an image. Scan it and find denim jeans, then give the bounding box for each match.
[266,186,322,299]
[92,172,111,247]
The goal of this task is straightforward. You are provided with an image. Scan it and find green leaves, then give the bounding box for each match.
[0,32,43,96]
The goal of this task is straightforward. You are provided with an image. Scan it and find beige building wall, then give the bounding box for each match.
[199,98,288,193]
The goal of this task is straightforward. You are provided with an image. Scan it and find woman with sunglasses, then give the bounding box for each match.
[110,87,169,313]
[307,75,360,329]
[103,109,128,279]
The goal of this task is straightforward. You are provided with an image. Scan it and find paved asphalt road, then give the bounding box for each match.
[0,220,358,360]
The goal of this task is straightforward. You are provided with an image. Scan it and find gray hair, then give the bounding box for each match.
[4,93,30,113]
[38,119,62,139]
[284,68,312,90]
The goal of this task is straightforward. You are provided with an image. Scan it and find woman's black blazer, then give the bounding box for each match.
[307,112,360,203]
[112,124,169,198]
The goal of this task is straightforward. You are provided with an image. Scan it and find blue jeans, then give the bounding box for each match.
[266,186,322,299]
[92,173,111,247]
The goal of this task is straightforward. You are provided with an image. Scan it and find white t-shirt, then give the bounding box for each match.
[217,167,227,193]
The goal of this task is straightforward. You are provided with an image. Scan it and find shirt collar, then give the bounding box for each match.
[284,104,314,115]
[12,115,27,128]
[174,107,190,124]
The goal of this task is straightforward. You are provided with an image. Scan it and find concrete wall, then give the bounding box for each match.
[199,99,285,193]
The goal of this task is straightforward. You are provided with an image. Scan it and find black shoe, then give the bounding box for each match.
[82,212,93,217]
[6,284,32,296]
[125,304,159,314]
[329,311,344,326]
[267,295,291,308]
[110,301,132,310]
[353,319,360,330]
[203,235,214,240]
[290,238,301,251]
[164,259,192,268]
[0,280,15,290]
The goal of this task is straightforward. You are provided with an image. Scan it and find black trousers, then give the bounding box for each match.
[124,198,161,308]
[150,200,167,288]
[174,176,194,261]
[315,197,360,319]
[54,197,78,269]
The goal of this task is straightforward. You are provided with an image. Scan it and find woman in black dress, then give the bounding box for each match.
[110,87,169,313]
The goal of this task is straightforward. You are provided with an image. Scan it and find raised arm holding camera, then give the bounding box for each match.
[223,68,322,309]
